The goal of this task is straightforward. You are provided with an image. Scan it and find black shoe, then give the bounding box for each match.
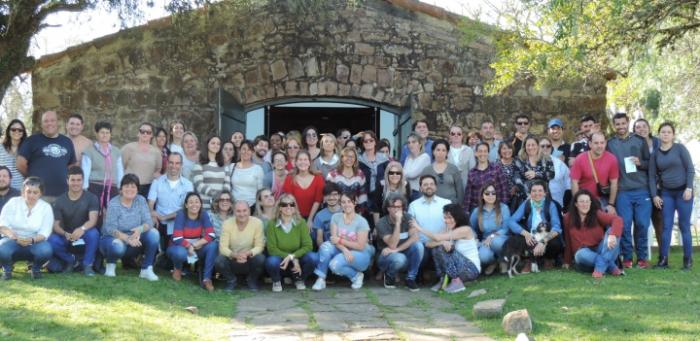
[83,266,96,277]
[654,257,669,269]
[223,279,237,292]
[1,272,11,280]
[30,271,43,280]
[683,257,693,271]
[383,274,396,289]
[406,279,419,292]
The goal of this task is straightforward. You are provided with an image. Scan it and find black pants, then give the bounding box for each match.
[215,253,265,282]
[507,235,563,260]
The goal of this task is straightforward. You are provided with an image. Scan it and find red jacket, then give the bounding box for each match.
[563,210,623,265]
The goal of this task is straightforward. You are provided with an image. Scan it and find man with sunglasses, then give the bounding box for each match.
[509,114,533,156]
[17,111,77,203]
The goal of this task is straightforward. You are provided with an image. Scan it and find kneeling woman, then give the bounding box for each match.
[507,180,563,271]
[312,192,375,290]
[564,189,623,278]
[265,194,318,292]
[167,192,218,291]
[100,174,160,280]
[0,177,54,280]
[470,183,511,275]
[417,203,481,293]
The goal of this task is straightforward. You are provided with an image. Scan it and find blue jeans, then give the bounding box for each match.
[314,241,375,280]
[0,238,53,273]
[99,228,160,269]
[616,189,651,261]
[47,228,100,272]
[265,252,318,282]
[574,230,620,273]
[478,234,508,265]
[376,242,424,280]
[660,189,694,258]
[167,241,219,280]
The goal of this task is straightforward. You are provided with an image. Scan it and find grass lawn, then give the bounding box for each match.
[0,268,245,340]
[445,247,700,341]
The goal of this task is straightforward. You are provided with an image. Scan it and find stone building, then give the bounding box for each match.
[32,0,606,153]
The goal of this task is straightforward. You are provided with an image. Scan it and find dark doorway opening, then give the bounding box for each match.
[267,105,377,136]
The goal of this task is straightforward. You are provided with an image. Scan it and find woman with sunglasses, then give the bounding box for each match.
[0,119,27,190]
[191,134,231,211]
[167,192,218,291]
[208,191,234,238]
[447,125,475,188]
[470,183,510,275]
[302,126,321,161]
[284,136,302,171]
[312,192,374,290]
[515,136,555,193]
[381,161,411,204]
[283,150,325,224]
[265,193,317,292]
[121,122,162,197]
[313,134,339,178]
[420,139,463,204]
[359,131,390,224]
[539,136,571,209]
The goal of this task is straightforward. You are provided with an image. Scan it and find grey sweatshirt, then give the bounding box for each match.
[648,143,695,197]
[607,134,651,192]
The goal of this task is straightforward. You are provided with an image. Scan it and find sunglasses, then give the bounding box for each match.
[280,202,296,208]
[10,128,23,133]
[139,129,153,135]
[516,121,529,126]
[484,191,497,196]
[388,171,402,176]
[341,135,351,139]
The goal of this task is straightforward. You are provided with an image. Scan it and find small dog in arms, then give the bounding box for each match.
[501,222,552,278]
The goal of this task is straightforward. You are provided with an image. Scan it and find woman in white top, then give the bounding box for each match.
[402,132,431,202]
[181,131,199,180]
[539,137,570,208]
[0,177,54,280]
[416,203,480,294]
[231,140,264,208]
[169,120,185,156]
[447,125,475,187]
[312,133,339,178]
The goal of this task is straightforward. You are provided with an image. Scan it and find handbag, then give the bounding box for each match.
[587,151,610,197]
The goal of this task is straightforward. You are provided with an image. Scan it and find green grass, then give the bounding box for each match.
[445,247,700,341]
[0,268,242,340]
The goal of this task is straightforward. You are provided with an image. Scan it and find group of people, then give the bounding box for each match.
[0,110,694,294]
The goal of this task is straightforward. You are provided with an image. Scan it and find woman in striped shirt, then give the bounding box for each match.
[191,135,231,210]
[0,119,27,190]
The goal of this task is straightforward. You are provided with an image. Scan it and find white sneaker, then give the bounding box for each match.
[312,278,326,291]
[351,272,364,290]
[272,281,283,292]
[104,263,116,277]
[295,280,306,290]
[139,266,159,281]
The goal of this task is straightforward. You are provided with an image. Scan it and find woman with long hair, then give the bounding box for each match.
[515,136,555,192]
[381,161,410,205]
[169,120,185,156]
[221,141,236,169]
[284,136,302,171]
[312,192,374,290]
[254,188,276,228]
[416,203,481,293]
[497,141,525,212]
[470,183,510,274]
[402,132,431,201]
[208,191,234,238]
[634,118,663,254]
[463,143,509,211]
[563,189,623,278]
[0,119,27,190]
[154,127,170,175]
[327,147,368,215]
[191,134,231,211]
[282,150,325,223]
[358,130,390,224]
[230,131,245,161]
[313,133,339,178]
[271,151,289,200]
[167,192,218,291]
[231,140,264,208]
[302,126,321,161]
[420,139,463,204]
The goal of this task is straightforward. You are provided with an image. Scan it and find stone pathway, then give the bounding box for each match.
[230,285,493,340]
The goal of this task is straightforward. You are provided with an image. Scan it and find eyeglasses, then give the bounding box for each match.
[516,121,529,126]
[139,129,153,135]
[449,132,462,136]
[10,128,23,133]
[388,171,402,176]
[219,198,231,202]
[388,205,403,209]
[484,191,497,196]
[280,202,296,208]
[540,144,552,149]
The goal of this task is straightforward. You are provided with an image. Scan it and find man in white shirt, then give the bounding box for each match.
[408,175,451,277]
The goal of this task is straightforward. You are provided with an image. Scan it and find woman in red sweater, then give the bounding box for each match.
[564,189,624,278]
[283,150,325,225]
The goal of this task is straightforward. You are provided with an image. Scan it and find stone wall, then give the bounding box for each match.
[32,0,606,145]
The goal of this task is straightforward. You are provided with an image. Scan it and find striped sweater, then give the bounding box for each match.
[191,161,231,210]
[171,210,216,247]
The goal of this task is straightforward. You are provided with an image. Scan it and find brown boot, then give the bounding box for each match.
[521,260,532,274]
[543,259,555,270]
[202,279,214,292]
[172,269,182,281]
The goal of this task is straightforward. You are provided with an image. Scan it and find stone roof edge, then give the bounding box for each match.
[33,0,473,70]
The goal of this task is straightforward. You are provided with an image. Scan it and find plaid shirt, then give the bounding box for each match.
[463,162,510,211]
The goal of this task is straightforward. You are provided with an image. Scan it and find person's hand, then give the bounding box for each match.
[606,205,617,215]
[522,232,537,246]
[235,253,249,263]
[683,189,693,201]
[280,255,292,269]
[483,235,494,248]
[441,241,453,252]
[150,211,160,225]
[17,237,32,247]
[533,242,545,256]
[187,245,195,256]
[127,232,141,247]
[631,156,640,166]
[291,259,301,274]
[330,236,340,245]
[381,248,396,257]
[653,196,663,209]
[393,209,403,222]
[343,249,354,262]
[525,170,536,180]
[607,235,617,250]
[3,229,17,240]
[70,228,85,241]
[193,239,204,250]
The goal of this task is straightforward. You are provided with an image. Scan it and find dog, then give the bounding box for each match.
[501,221,552,277]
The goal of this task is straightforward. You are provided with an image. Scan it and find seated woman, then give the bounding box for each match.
[167,192,218,291]
[470,183,511,275]
[312,192,375,291]
[208,191,234,239]
[564,189,623,278]
[216,200,266,292]
[265,193,318,292]
[507,180,563,272]
[415,203,481,293]
[0,177,53,280]
[100,174,160,281]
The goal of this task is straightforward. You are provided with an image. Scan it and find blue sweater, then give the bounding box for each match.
[508,200,561,235]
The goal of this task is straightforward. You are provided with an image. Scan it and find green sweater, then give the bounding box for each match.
[265,219,313,258]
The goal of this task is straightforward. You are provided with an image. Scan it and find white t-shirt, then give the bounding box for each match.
[231,164,264,206]
[0,197,54,238]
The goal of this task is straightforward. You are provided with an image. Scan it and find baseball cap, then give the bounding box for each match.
[548,118,564,129]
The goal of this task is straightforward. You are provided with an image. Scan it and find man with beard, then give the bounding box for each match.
[253,135,273,189]
[0,166,19,212]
